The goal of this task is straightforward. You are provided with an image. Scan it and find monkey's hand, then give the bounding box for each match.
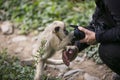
[62,46,78,66]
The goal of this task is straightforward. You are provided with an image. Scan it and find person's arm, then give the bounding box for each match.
[96,26,120,43]
[75,6,102,51]
[92,2,120,43]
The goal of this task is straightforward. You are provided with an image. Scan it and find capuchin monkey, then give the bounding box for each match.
[22,21,77,80]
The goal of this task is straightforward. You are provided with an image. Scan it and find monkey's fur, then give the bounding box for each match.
[26,21,75,80]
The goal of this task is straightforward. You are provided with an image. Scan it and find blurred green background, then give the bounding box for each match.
[0,0,95,34]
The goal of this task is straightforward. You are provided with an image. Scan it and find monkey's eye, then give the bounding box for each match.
[55,26,60,32]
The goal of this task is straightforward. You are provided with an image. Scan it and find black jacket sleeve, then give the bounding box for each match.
[92,6,120,43]
[96,26,120,43]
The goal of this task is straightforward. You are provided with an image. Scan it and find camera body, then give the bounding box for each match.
[70,25,85,44]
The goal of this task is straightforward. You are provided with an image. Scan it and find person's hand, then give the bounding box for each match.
[62,46,78,66]
[78,27,96,45]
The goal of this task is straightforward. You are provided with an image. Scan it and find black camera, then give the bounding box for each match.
[70,25,85,44]
[69,22,106,51]
[70,22,105,44]
[69,25,92,51]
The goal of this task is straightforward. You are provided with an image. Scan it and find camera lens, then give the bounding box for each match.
[74,28,85,40]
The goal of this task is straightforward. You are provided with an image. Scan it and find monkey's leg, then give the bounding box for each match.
[46,59,63,65]
[34,59,44,80]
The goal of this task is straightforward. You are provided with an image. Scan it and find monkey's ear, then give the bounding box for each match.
[54,26,60,33]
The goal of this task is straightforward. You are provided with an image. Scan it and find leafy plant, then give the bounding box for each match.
[0,49,34,80]
[0,49,61,80]
[85,44,103,64]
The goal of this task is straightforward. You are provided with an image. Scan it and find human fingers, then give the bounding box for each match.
[78,27,89,34]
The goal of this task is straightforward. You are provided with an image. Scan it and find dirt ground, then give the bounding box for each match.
[0,28,113,80]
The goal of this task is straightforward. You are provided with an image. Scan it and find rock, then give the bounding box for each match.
[0,21,14,34]
[75,56,84,62]
[15,47,24,54]
[84,73,100,80]
[47,64,68,72]
[31,36,38,42]
[63,69,85,78]
[12,36,27,42]
[62,69,85,80]
[55,64,69,72]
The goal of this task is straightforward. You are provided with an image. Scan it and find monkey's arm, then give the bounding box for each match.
[40,38,55,60]
[41,49,55,61]
[56,32,74,50]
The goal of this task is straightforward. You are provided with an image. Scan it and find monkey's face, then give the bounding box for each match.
[52,21,68,40]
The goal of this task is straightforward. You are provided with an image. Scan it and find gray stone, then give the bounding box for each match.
[84,73,100,80]
[55,64,69,72]
[15,47,24,54]
[12,36,27,42]
[63,69,85,78]
[0,21,14,34]
[75,56,84,62]
[31,36,38,42]
[47,64,68,72]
